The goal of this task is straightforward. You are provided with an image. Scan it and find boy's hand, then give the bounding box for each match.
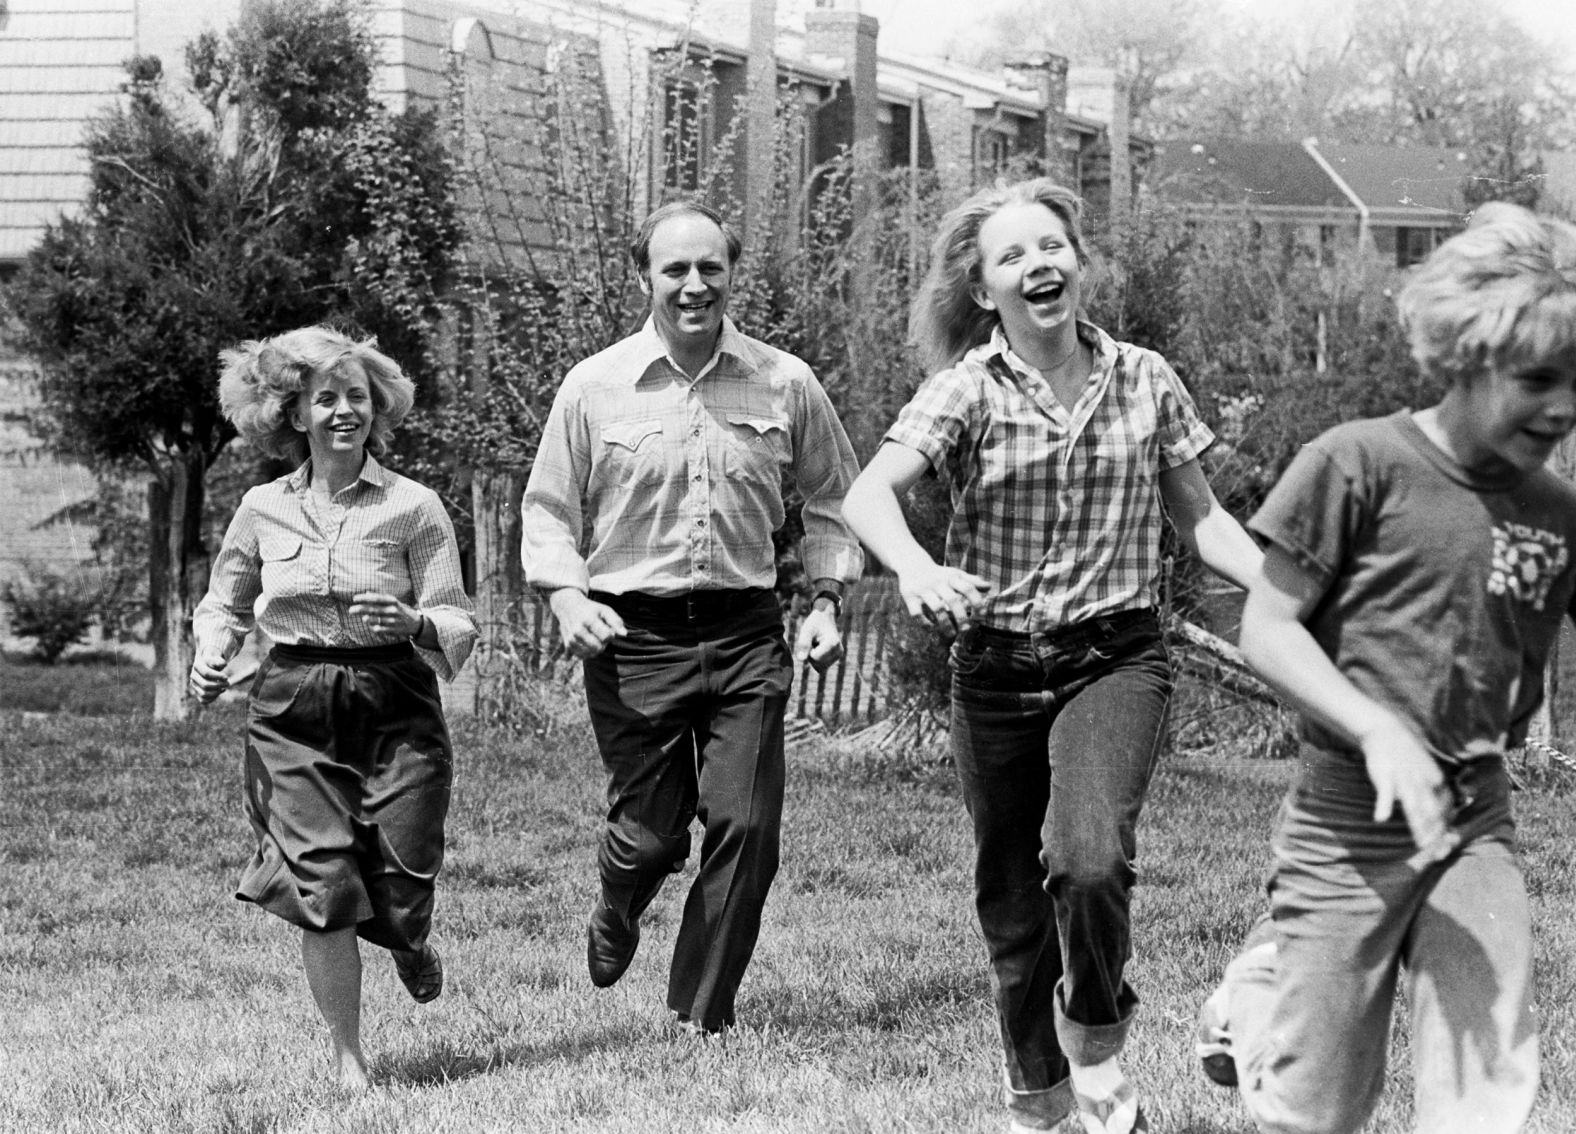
[1356,715,1459,861]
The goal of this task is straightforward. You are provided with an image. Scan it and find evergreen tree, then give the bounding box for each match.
[5,0,458,718]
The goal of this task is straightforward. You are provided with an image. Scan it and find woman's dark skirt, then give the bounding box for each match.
[235,641,453,951]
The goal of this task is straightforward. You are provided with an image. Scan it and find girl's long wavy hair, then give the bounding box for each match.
[216,325,415,465]
[909,178,1089,374]
[1398,201,1576,383]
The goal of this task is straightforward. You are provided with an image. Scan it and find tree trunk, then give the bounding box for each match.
[470,466,525,713]
[148,454,209,721]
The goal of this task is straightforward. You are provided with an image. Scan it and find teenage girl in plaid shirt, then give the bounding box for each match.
[843,180,1262,1134]
[190,326,475,1090]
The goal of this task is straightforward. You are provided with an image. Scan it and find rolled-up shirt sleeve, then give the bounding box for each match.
[407,489,476,682]
[192,494,263,662]
[521,377,593,595]
[882,367,979,480]
[793,369,864,585]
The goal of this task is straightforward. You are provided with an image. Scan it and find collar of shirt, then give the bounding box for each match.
[284,452,392,496]
[978,320,1118,430]
[631,315,760,384]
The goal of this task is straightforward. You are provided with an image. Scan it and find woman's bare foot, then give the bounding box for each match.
[302,927,371,1093]
[331,1044,372,1092]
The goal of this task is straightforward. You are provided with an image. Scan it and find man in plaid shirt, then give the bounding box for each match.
[522,201,862,1034]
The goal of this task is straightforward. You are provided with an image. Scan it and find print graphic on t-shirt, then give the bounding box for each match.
[1488,522,1569,611]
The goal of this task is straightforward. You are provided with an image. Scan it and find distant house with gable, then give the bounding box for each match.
[1153,137,1470,269]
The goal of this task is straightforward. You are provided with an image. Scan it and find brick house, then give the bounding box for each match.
[0,0,1149,277]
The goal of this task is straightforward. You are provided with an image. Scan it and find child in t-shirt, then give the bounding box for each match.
[1196,202,1576,1134]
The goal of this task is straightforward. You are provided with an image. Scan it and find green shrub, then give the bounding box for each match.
[1,565,104,663]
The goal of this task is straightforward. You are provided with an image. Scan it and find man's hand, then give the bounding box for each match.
[794,605,844,673]
[896,562,993,636]
[550,589,628,659]
[1356,713,1458,862]
[190,649,231,703]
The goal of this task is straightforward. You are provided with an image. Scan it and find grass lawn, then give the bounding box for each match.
[1,648,155,715]
[2,681,1574,1133]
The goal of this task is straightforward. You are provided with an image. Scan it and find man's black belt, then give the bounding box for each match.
[590,588,775,623]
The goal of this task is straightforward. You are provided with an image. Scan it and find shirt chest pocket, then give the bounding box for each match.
[345,537,409,596]
[258,535,307,596]
[723,414,790,484]
[596,420,666,487]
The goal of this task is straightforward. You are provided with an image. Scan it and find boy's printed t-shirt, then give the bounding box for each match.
[1250,410,1576,764]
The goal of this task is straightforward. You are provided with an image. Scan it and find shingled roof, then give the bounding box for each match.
[1312,141,1469,223]
[1155,139,1348,211]
[1155,137,1470,227]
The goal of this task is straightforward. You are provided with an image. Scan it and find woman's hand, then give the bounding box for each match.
[350,592,421,638]
[190,649,231,703]
[897,562,993,635]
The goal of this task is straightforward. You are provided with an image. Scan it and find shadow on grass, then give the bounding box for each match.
[375,1023,636,1088]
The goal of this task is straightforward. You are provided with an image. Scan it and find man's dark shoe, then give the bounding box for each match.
[587,899,640,988]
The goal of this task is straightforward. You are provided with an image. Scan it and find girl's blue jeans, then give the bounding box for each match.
[1222,744,1538,1134]
[948,608,1172,1129]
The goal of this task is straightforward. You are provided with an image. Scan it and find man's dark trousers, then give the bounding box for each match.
[583,588,790,1031]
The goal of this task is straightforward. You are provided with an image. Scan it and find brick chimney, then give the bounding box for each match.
[804,0,879,162]
[1004,52,1070,185]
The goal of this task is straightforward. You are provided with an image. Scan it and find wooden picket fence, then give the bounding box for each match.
[496,578,905,728]
[785,577,903,727]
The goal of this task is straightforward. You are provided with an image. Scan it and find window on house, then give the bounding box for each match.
[879,103,912,169]
[1395,226,1445,268]
[1319,224,1336,267]
[662,78,706,191]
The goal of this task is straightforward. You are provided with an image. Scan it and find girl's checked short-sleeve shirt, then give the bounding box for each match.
[884,321,1214,634]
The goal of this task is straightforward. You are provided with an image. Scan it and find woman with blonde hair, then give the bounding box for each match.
[191,324,475,1089]
[843,180,1261,1133]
